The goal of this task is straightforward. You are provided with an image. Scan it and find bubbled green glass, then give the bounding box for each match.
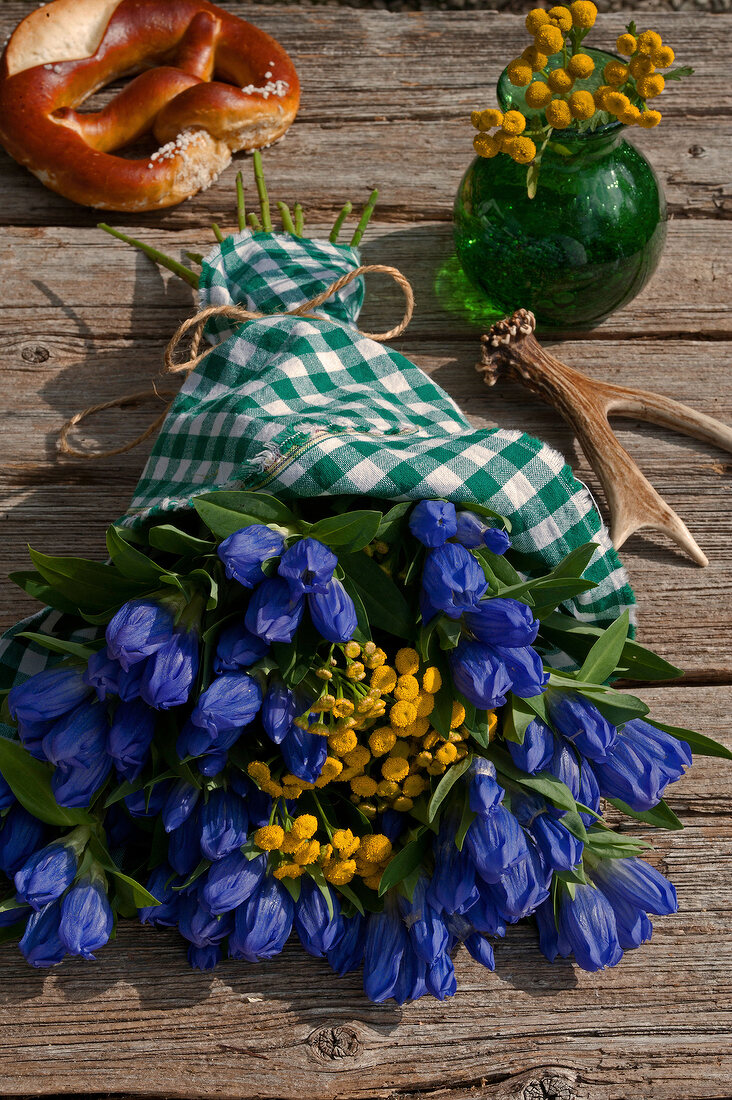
[453,50,667,330]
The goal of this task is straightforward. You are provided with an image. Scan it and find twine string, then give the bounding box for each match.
[58,264,414,460]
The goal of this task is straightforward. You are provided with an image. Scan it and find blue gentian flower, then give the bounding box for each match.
[42,700,108,769]
[229,773,273,828]
[201,852,267,917]
[449,640,512,709]
[245,577,304,643]
[326,913,365,976]
[459,882,506,935]
[139,864,180,927]
[198,752,227,776]
[140,628,199,710]
[0,771,14,812]
[124,781,169,819]
[483,527,512,555]
[9,666,89,724]
[425,951,457,1000]
[464,597,539,648]
[190,673,263,739]
[557,883,623,971]
[178,889,234,947]
[399,878,449,964]
[483,838,551,923]
[16,717,50,761]
[188,943,222,970]
[280,723,328,785]
[19,901,66,968]
[0,805,46,877]
[278,537,337,598]
[590,857,678,916]
[546,691,617,762]
[534,897,572,963]
[577,759,601,825]
[108,698,156,781]
[168,811,202,876]
[488,644,548,699]
[218,524,285,588]
[59,876,113,960]
[409,500,458,547]
[199,790,249,861]
[363,905,407,1002]
[513,794,584,873]
[506,718,554,774]
[117,660,145,702]
[309,578,358,643]
[468,758,505,817]
[15,841,78,911]
[261,680,297,744]
[422,544,488,619]
[464,931,496,969]
[52,752,112,809]
[106,598,174,671]
[162,780,201,833]
[294,877,342,957]
[83,649,121,701]
[428,821,478,913]
[213,623,269,673]
[228,875,294,961]
[465,805,529,884]
[592,720,691,811]
[453,510,490,549]
[394,940,429,1004]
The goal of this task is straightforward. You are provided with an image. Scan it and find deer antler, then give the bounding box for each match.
[478,309,732,567]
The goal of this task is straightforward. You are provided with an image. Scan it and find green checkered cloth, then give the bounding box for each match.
[0,231,634,689]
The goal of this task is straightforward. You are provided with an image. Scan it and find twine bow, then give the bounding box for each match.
[58,264,414,460]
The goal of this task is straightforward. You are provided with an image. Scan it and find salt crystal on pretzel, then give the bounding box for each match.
[0,0,300,210]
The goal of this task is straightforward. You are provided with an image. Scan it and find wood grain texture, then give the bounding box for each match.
[0,685,729,1100]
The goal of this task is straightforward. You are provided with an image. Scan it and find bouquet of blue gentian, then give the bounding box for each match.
[0,161,727,1000]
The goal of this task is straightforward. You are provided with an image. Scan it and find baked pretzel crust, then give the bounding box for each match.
[0,0,301,210]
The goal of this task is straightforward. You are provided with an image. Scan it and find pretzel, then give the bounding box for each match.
[0,0,300,210]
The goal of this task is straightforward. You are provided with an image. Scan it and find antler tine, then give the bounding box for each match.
[476,310,732,567]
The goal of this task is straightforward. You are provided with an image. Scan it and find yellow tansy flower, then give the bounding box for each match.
[390,700,418,727]
[547,68,574,93]
[290,814,318,841]
[637,74,665,99]
[382,756,410,783]
[616,33,637,56]
[450,701,466,729]
[568,90,596,120]
[525,7,551,34]
[273,862,304,880]
[370,665,398,693]
[652,45,675,68]
[507,58,534,86]
[605,90,631,115]
[525,81,553,109]
[359,834,393,863]
[368,726,397,757]
[636,29,663,56]
[394,674,420,701]
[567,52,594,79]
[638,108,662,128]
[333,828,360,858]
[343,744,370,770]
[604,60,629,86]
[522,45,549,72]
[402,774,428,798]
[253,825,285,851]
[422,667,442,694]
[548,6,573,32]
[395,648,420,675]
[533,25,564,56]
[350,775,378,798]
[324,859,357,885]
[569,1,597,29]
[501,109,527,136]
[545,98,573,128]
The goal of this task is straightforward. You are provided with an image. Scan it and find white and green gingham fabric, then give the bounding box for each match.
[0,230,634,690]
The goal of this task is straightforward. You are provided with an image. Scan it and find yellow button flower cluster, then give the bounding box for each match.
[252,812,393,890]
[471,109,537,166]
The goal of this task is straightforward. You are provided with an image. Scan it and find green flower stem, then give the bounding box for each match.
[236,170,247,233]
[277,201,297,235]
[252,150,272,232]
[185,251,204,265]
[247,211,263,233]
[350,188,379,247]
[329,201,353,244]
[311,791,334,842]
[211,222,225,244]
[294,203,305,237]
[97,223,199,289]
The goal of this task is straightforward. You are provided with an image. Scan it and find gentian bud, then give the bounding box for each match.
[42,700,108,769]
[9,667,88,724]
[393,940,428,1004]
[483,528,511,555]
[16,718,49,760]
[557,882,623,971]
[83,649,121,701]
[546,691,618,762]
[488,644,548,699]
[592,719,691,811]
[463,597,539,648]
[245,577,304,643]
[117,660,145,702]
[534,897,572,963]
[425,951,457,1000]
[0,805,47,877]
[188,943,222,970]
[59,876,113,960]
[52,754,112,808]
[308,578,358,643]
[262,680,297,744]
[409,500,457,547]
[168,811,202,876]
[217,525,285,589]
[464,931,495,969]
[139,864,180,927]
[201,852,266,917]
[108,698,156,781]
[280,722,328,785]
[105,599,175,671]
[449,640,512,709]
[230,773,272,828]
[453,511,489,548]
[190,673,263,738]
[294,877,343,957]
[198,752,227,776]
[326,913,365,975]
[513,795,584,873]
[199,790,249,861]
[399,878,449,964]
[590,856,677,916]
[362,905,406,1001]
[506,718,554,774]
[141,628,199,710]
[178,889,234,947]
[124,780,169,819]
[421,544,488,618]
[213,623,269,673]
[19,900,66,968]
[468,758,505,817]
[278,537,337,598]
[162,780,201,833]
[15,841,78,911]
[464,804,528,883]
[0,771,14,812]
[486,839,551,921]
[428,821,478,914]
[228,874,294,961]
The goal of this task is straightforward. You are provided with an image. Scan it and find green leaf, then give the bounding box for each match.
[0,896,25,914]
[554,864,588,886]
[490,745,577,812]
[193,491,296,538]
[148,525,214,557]
[339,553,412,639]
[475,548,522,588]
[106,526,166,583]
[28,548,149,613]
[437,618,462,651]
[467,708,493,750]
[608,797,683,831]
[647,719,732,760]
[10,570,94,617]
[501,695,538,745]
[109,870,161,908]
[664,65,694,81]
[427,753,473,822]
[309,511,382,554]
[539,612,682,681]
[580,689,649,727]
[559,810,587,843]
[279,875,302,904]
[577,610,630,686]
[17,633,100,661]
[455,789,476,851]
[378,831,430,896]
[550,542,598,580]
[340,575,370,639]
[585,828,649,859]
[376,502,411,543]
[429,655,453,739]
[0,738,93,826]
[336,882,365,916]
[307,864,335,919]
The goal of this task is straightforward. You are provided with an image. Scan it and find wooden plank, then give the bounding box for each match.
[0,8,727,226]
[0,684,728,1100]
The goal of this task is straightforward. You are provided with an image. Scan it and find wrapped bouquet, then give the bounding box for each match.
[0,166,726,1001]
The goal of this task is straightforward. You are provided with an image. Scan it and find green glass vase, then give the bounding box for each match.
[453,50,667,330]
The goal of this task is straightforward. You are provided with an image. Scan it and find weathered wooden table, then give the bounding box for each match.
[1,3,730,1097]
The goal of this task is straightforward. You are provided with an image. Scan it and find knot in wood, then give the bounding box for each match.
[308,1025,361,1061]
[21,345,50,363]
[521,1076,576,1100]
